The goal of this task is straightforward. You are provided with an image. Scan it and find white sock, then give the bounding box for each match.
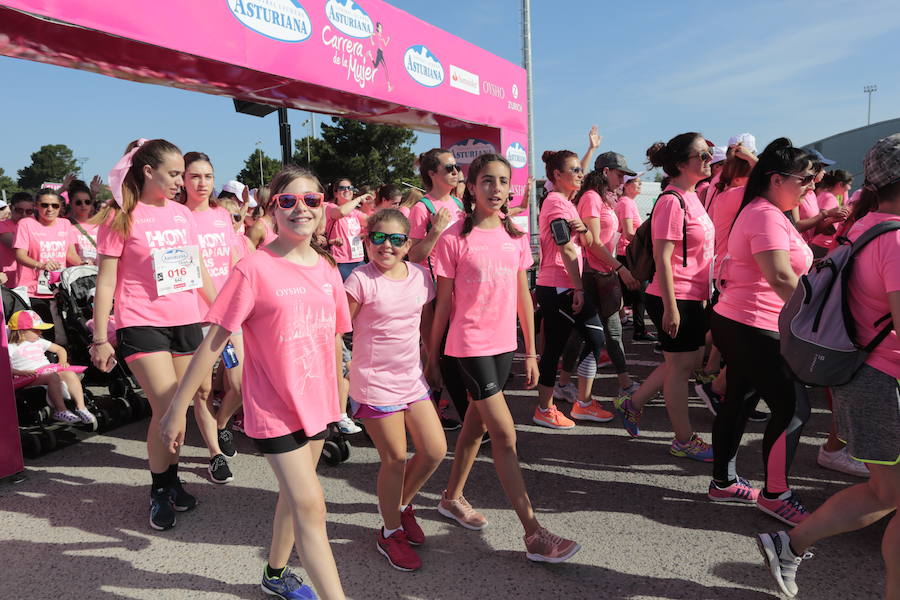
[577,400,592,408]
[399,504,409,512]
[340,413,348,420]
[383,525,402,537]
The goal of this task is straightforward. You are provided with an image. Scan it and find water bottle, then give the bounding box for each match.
[221,342,239,369]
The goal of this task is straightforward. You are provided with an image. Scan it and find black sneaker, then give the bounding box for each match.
[748,409,769,422]
[633,332,658,342]
[480,432,491,446]
[150,487,176,531]
[440,415,461,431]
[217,428,237,458]
[170,479,198,512]
[208,454,234,484]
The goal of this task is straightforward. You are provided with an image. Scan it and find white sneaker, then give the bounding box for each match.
[817,445,869,478]
[756,530,812,598]
[618,381,640,397]
[552,382,578,404]
[337,415,362,434]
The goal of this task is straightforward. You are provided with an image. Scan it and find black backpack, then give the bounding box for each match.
[625,190,687,282]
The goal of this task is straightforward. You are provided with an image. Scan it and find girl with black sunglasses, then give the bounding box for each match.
[324,177,371,282]
[66,179,100,265]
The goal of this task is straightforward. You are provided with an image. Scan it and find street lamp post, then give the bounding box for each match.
[864,84,877,125]
[255,141,264,188]
[522,0,537,249]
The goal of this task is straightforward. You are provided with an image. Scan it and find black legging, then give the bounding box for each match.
[535,285,605,388]
[617,254,649,336]
[710,312,811,493]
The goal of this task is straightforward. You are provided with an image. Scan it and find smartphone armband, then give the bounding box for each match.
[549,218,571,246]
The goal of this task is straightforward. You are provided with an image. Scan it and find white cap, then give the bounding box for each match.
[623,171,645,184]
[221,180,249,203]
[248,188,259,208]
[0,200,8,209]
[711,146,727,164]
[727,133,757,154]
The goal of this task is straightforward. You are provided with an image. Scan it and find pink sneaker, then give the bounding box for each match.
[437,491,488,530]
[400,504,424,545]
[376,529,421,571]
[708,477,760,504]
[757,491,810,527]
[523,526,581,563]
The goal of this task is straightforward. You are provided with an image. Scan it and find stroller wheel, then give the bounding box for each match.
[94,408,112,432]
[321,440,343,466]
[39,428,57,452]
[108,379,127,398]
[20,431,42,458]
[338,439,350,462]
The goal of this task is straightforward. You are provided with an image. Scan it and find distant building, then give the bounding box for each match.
[804,117,900,180]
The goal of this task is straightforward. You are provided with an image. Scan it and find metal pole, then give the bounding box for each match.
[864,85,877,125]
[522,0,538,248]
[277,108,291,166]
[258,149,264,187]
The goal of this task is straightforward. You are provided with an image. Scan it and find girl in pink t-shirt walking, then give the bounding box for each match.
[324,177,371,281]
[344,209,445,572]
[161,165,348,600]
[428,153,581,564]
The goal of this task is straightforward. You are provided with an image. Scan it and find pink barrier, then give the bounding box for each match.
[0,318,24,480]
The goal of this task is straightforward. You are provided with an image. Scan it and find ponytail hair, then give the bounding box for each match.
[418,148,452,192]
[267,164,336,267]
[92,138,181,237]
[541,149,577,184]
[645,132,702,177]
[460,153,523,239]
[183,151,217,207]
[740,137,810,213]
[715,153,754,193]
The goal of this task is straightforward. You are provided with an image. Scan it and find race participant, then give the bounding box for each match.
[90,138,216,531]
[324,177,370,281]
[708,139,814,525]
[756,134,900,600]
[429,153,581,563]
[0,192,36,287]
[160,165,348,600]
[809,169,853,257]
[615,133,716,462]
[66,178,101,265]
[14,188,81,342]
[375,184,408,217]
[345,208,445,572]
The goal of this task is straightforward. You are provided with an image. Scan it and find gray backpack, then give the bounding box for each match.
[779,220,899,386]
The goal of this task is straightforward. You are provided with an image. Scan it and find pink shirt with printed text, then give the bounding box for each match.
[797,190,819,244]
[96,201,203,329]
[433,221,533,357]
[13,217,77,297]
[615,195,642,255]
[345,262,434,406]
[845,212,900,378]
[708,185,744,281]
[714,198,813,332]
[191,206,236,314]
[577,190,619,273]
[205,249,351,439]
[0,219,19,287]
[537,192,583,288]
[71,220,99,263]
[327,207,367,263]
[810,191,840,249]
[646,186,714,301]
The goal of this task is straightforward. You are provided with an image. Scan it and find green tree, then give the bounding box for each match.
[299,117,417,188]
[0,167,22,198]
[237,149,282,188]
[17,144,78,192]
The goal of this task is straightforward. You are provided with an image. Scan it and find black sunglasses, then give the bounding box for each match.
[778,172,816,186]
[73,200,93,207]
[272,192,324,209]
[13,207,34,215]
[336,185,354,192]
[442,163,461,174]
[368,231,409,247]
[40,203,61,209]
[690,151,713,163]
[231,213,243,223]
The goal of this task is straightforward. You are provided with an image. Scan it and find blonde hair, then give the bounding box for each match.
[8,329,29,344]
[401,188,423,208]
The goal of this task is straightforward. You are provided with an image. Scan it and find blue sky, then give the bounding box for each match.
[1,0,899,187]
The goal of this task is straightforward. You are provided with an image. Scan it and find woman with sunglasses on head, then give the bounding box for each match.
[344,208,445,572]
[14,188,82,343]
[324,177,371,282]
[0,192,35,287]
[161,165,348,600]
[91,139,217,532]
[534,149,603,431]
[66,179,100,265]
[757,135,900,600]
[708,138,814,525]
[429,153,581,563]
[614,133,716,462]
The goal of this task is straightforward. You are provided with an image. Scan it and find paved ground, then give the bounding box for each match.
[0,336,887,599]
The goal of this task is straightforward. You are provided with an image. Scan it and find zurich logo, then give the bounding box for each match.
[449,138,496,166]
[506,142,528,169]
[228,0,313,43]
[512,84,519,99]
[325,0,373,38]
[404,45,445,87]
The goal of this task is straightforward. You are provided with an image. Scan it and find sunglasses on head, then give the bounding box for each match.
[778,172,816,186]
[40,202,61,209]
[231,213,243,223]
[442,163,461,174]
[368,231,409,247]
[272,192,324,209]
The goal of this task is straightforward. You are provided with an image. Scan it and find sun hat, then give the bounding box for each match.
[221,180,249,203]
[710,146,727,164]
[8,309,53,330]
[727,133,757,154]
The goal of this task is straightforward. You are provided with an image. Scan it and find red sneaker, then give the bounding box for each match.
[376,529,422,571]
[400,504,424,545]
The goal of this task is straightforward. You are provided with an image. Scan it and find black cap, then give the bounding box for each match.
[594,152,636,176]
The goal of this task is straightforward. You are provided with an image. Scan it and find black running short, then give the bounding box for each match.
[117,324,204,362]
[455,352,514,401]
[645,294,708,353]
[252,428,328,455]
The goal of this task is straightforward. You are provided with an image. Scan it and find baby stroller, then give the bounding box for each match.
[53,265,147,426]
[320,423,351,466]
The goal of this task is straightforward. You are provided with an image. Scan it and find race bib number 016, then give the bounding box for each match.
[152,245,202,296]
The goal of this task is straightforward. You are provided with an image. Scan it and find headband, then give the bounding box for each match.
[108,138,148,207]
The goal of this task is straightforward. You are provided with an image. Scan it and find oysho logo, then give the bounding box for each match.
[325,0,373,39]
[449,65,480,95]
[506,142,528,169]
[482,80,505,98]
[228,0,313,43]
[449,138,496,166]
[404,45,444,87]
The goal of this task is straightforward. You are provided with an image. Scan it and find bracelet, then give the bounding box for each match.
[615,263,625,272]
[523,354,538,359]
[90,339,108,346]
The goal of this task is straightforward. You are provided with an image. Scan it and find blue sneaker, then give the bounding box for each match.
[669,433,714,462]
[261,567,317,600]
[613,395,641,437]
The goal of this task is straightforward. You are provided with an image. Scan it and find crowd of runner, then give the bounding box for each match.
[1,128,898,600]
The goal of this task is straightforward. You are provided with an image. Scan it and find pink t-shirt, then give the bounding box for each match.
[537,192,582,288]
[797,190,819,244]
[614,195,642,255]
[96,201,203,329]
[433,221,533,357]
[327,208,367,263]
[344,262,434,406]
[192,206,237,315]
[205,249,352,438]
[708,185,744,281]
[260,218,277,246]
[0,219,19,287]
[577,190,619,273]
[408,197,464,240]
[71,220,99,263]
[646,186,714,301]
[13,217,77,298]
[714,198,813,332]
[845,212,900,378]
[810,191,840,249]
